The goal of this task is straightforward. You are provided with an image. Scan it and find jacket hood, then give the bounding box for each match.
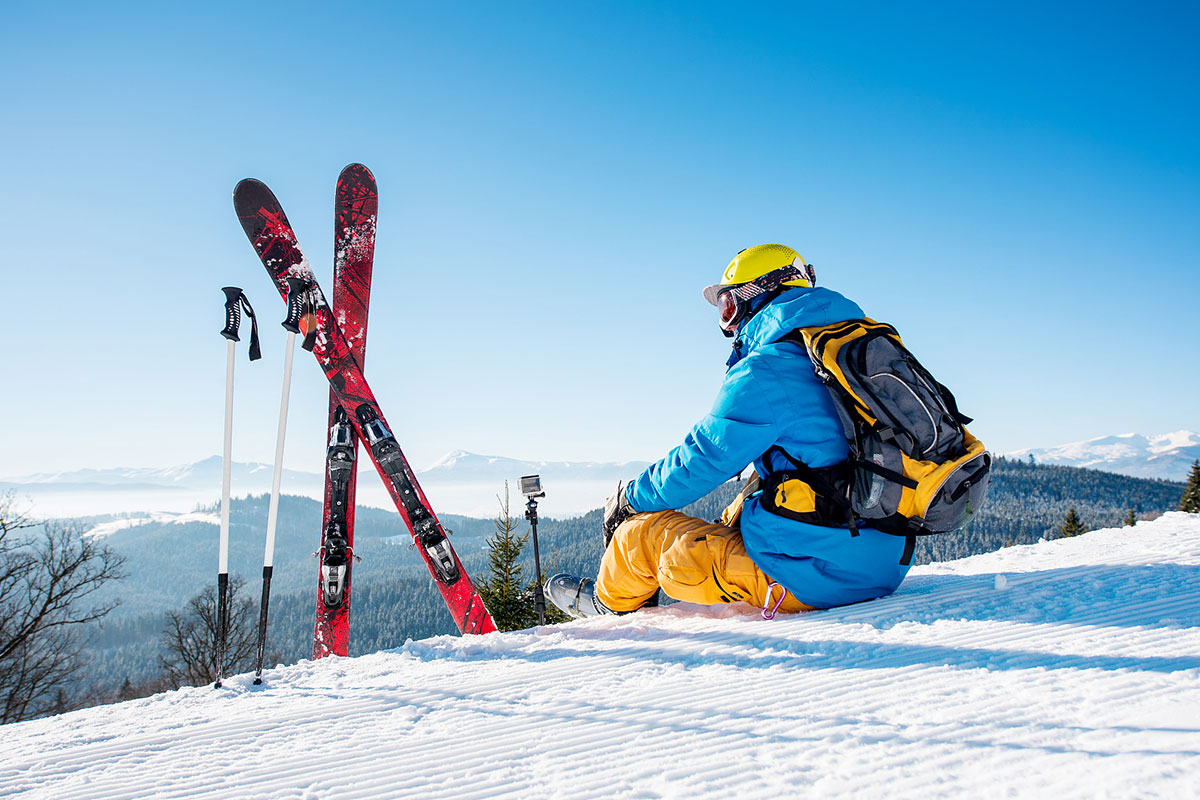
[735,286,864,355]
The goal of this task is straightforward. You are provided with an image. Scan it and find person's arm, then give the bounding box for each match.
[625,356,782,512]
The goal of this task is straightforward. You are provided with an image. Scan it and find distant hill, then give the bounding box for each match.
[420,449,649,481]
[1,452,650,519]
[406,450,651,517]
[0,458,325,519]
[1007,431,1199,481]
[1,456,323,493]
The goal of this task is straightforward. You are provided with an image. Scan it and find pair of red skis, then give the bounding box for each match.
[234,165,496,660]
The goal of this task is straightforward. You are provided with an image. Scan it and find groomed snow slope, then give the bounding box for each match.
[4,514,1200,799]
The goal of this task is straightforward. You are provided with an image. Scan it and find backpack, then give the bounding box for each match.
[760,318,991,565]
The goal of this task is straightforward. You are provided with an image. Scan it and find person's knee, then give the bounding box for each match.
[609,511,674,564]
[656,526,714,594]
[597,512,676,607]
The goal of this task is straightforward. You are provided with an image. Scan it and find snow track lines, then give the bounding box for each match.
[2,513,1199,799]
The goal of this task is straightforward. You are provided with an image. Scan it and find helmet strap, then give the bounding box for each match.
[727,263,810,304]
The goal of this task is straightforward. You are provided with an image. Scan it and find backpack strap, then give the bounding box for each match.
[761,446,859,536]
[855,456,919,490]
[934,375,973,426]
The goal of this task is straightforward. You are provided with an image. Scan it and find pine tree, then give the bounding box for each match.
[1180,459,1200,513]
[477,484,536,632]
[1060,507,1086,538]
[1123,507,1137,527]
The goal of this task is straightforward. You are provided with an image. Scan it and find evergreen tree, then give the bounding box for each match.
[1123,507,1137,527]
[1060,507,1086,538]
[1180,460,1200,513]
[477,484,536,632]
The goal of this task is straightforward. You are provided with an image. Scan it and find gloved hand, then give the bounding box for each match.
[602,481,636,548]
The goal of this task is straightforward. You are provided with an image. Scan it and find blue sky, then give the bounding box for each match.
[1,1,1197,477]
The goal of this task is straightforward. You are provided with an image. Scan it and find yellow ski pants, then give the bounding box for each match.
[596,511,814,614]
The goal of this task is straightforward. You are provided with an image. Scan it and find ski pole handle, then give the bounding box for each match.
[283,277,317,351]
[282,278,307,334]
[220,287,262,361]
[221,287,244,341]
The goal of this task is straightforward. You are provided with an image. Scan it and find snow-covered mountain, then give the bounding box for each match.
[2,456,322,492]
[420,448,648,483]
[1007,430,1199,481]
[402,450,650,518]
[1,451,649,519]
[0,457,327,519]
[5,512,1199,799]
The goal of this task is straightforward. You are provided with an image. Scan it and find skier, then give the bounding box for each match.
[546,244,912,618]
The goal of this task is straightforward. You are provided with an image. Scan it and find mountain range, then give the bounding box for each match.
[0,451,650,519]
[2,451,649,491]
[1005,430,1199,482]
[420,449,649,482]
[5,431,1194,519]
[4,456,324,493]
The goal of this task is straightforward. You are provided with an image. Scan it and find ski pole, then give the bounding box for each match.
[254,278,310,685]
[216,288,259,689]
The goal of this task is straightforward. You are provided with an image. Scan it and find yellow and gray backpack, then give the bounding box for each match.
[761,318,991,565]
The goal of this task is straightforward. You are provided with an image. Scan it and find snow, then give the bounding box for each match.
[4,514,1200,799]
[1155,429,1200,452]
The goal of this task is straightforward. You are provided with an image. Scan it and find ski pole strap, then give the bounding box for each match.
[283,277,318,352]
[220,287,262,361]
[242,294,261,361]
[762,582,786,620]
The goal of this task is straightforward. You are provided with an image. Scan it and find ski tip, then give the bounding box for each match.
[338,163,375,181]
[232,177,272,207]
[233,176,265,194]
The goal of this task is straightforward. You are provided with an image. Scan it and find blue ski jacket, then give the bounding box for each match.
[624,286,911,608]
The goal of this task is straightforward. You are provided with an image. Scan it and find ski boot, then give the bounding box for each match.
[544,575,618,619]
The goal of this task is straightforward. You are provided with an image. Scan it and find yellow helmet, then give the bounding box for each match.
[702,243,813,307]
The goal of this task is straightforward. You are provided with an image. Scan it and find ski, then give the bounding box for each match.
[233,176,496,636]
[314,164,377,659]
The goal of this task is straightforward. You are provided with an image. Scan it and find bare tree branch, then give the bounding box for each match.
[0,496,125,724]
[160,576,259,688]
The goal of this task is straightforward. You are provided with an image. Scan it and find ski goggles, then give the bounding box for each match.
[706,262,816,335]
[715,288,749,333]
